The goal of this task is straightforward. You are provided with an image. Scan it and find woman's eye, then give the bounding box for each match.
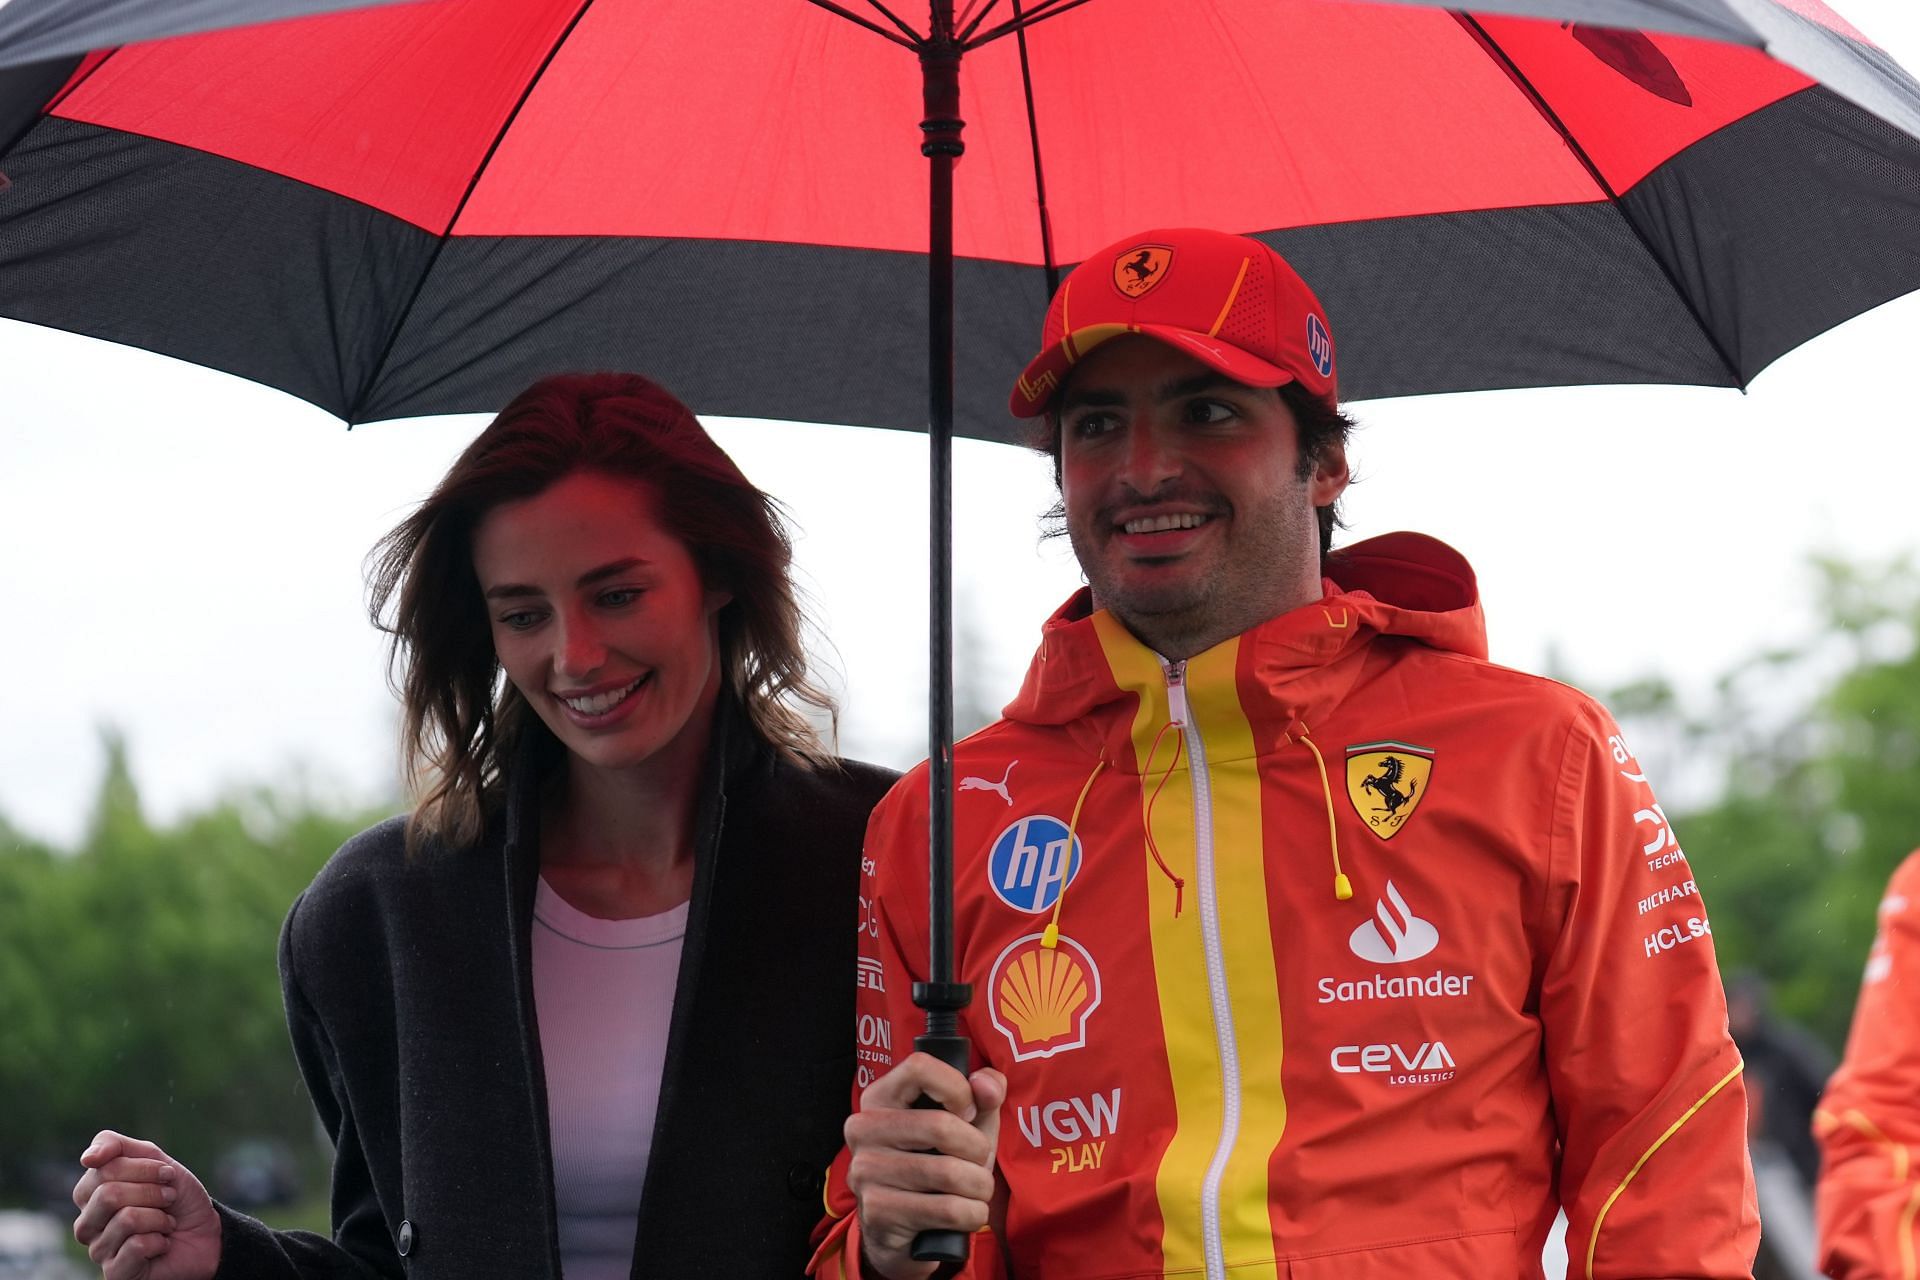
[500,610,543,631]
[599,588,642,608]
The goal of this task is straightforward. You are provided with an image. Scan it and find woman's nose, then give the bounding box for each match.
[554,613,607,679]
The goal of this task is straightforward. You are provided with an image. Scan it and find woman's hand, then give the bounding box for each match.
[72,1131,222,1280]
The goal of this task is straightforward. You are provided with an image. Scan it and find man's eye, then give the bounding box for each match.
[1185,399,1236,425]
[599,588,642,608]
[1068,411,1118,439]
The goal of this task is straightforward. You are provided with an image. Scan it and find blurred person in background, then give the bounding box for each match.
[1728,969,1834,1190]
[1814,847,1920,1280]
[69,372,895,1279]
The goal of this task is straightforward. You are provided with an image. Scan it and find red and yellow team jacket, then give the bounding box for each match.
[1815,850,1920,1280]
[813,532,1758,1279]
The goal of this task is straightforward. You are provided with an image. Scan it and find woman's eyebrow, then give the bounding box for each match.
[483,557,652,600]
[577,557,650,586]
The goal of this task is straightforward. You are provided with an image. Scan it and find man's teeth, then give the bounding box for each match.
[1122,513,1210,534]
[562,676,645,716]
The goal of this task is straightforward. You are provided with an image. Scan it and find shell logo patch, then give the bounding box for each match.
[1112,245,1172,298]
[989,932,1102,1062]
[1345,741,1434,839]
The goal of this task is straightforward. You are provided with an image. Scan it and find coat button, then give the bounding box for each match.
[786,1162,824,1202]
[397,1219,414,1256]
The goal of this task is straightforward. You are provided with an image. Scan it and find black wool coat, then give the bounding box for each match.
[214,707,896,1279]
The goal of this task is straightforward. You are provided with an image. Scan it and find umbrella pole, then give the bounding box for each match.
[910,12,974,1268]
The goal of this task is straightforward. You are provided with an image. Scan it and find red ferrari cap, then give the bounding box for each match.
[1009,227,1338,418]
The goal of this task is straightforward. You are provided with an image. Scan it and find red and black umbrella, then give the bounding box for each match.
[3,0,1916,1256]
[3,0,1917,434]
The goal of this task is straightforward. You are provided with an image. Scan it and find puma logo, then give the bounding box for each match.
[960,760,1017,806]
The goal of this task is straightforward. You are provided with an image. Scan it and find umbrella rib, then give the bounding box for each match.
[964,0,1099,50]
[344,0,604,422]
[956,0,1004,45]
[42,48,115,115]
[2,48,119,161]
[1010,0,1059,298]
[862,0,927,43]
[1452,13,1747,386]
[804,0,922,48]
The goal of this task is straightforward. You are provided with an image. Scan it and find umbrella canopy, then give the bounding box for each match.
[1,0,1917,443]
[1371,0,1920,138]
[0,0,419,69]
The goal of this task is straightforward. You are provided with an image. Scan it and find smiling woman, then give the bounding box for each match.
[67,372,898,1280]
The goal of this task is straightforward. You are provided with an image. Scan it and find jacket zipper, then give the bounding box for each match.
[1168,658,1235,1280]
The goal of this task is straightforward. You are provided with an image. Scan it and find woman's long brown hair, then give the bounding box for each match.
[367,372,835,854]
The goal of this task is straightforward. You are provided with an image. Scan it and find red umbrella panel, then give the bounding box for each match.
[1,0,1917,442]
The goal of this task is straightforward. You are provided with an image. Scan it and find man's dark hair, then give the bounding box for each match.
[1034,380,1357,562]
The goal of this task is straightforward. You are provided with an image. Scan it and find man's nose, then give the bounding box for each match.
[1119,420,1183,495]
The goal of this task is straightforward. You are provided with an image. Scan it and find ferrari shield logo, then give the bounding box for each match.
[1113,245,1172,298]
[1345,741,1435,839]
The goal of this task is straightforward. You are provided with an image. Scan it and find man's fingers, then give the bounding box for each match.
[969,1068,1008,1122]
[102,1227,171,1280]
[82,1131,166,1168]
[845,1105,995,1167]
[88,1206,176,1266]
[74,1177,178,1243]
[858,1185,993,1241]
[96,1157,177,1187]
[859,1052,977,1118]
[847,1147,998,1203]
[969,1068,1007,1164]
[848,1060,1002,1280]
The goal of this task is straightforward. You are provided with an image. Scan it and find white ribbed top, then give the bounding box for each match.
[532,877,687,1280]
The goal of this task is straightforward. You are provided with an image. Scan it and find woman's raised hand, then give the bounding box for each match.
[72,1131,221,1280]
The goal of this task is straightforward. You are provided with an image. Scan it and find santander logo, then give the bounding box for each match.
[1348,881,1439,964]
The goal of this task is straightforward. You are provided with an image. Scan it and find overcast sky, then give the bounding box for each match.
[3,0,1918,848]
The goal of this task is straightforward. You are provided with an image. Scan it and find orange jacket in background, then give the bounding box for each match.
[1816,850,1920,1280]
[813,532,1757,1280]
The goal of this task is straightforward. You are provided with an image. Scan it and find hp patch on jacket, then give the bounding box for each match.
[812,532,1758,1280]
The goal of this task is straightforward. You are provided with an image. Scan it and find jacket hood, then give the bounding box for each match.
[1005,531,1486,728]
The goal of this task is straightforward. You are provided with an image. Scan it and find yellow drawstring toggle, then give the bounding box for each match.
[1043,756,1109,950]
[1286,718,1351,904]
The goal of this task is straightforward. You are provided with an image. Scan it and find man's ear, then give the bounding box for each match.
[1309,441,1350,506]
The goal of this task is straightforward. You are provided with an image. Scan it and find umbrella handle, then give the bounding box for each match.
[910,1029,974,1264]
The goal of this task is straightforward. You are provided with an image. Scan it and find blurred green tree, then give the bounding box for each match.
[0,734,388,1201]
[1607,555,1920,1050]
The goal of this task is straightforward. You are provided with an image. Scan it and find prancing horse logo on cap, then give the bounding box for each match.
[1113,246,1172,299]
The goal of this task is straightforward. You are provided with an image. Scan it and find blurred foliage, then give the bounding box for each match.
[1605,554,1920,1051]
[3,555,1915,1204]
[0,732,389,1202]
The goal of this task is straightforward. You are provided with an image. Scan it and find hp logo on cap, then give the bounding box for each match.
[1306,313,1334,378]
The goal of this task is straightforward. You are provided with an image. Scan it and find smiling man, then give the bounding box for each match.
[811,228,1760,1280]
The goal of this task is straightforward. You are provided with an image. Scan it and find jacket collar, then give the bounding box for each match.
[1005,531,1487,733]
